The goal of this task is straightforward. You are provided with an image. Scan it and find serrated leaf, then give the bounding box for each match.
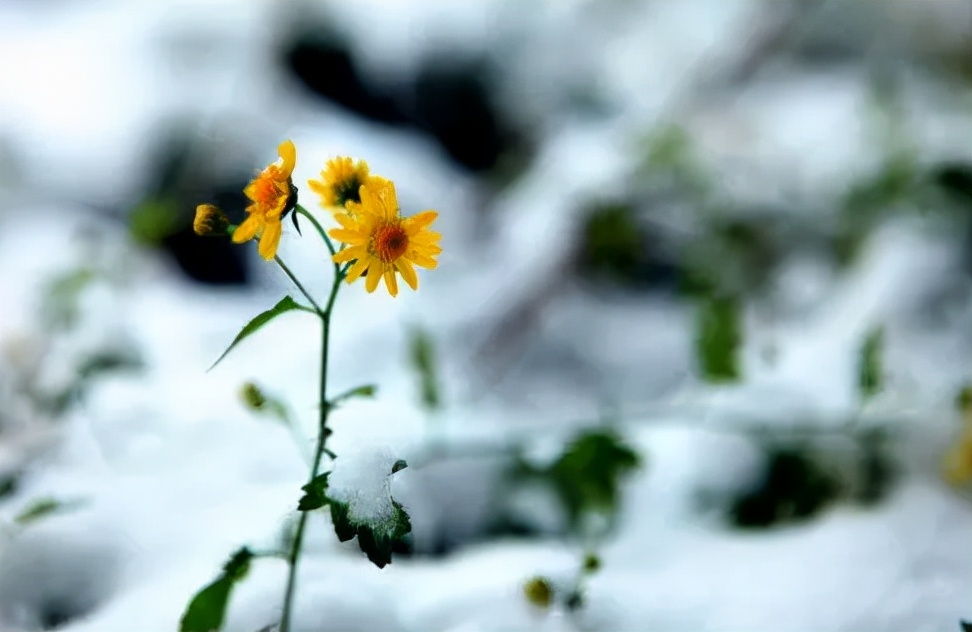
[209,297,307,371]
[858,327,884,401]
[298,472,331,512]
[327,499,411,569]
[696,295,741,382]
[179,547,252,632]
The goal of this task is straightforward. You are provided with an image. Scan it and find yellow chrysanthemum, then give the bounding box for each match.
[328,177,441,297]
[232,140,298,260]
[307,156,373,212]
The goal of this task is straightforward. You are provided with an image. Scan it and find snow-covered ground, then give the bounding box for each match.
[1,1,971,630]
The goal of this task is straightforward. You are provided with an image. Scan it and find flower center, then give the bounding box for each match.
[373,223,409,262]
[251,175,281,205]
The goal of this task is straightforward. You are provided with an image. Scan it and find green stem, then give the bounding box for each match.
[279,261,345,632]
[275,256,323,314]
[296,205,337,257]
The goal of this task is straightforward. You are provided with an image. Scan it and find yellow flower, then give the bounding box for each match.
[328,177,441,297]
[232,140,298,260]
[193,204,230,237]
[307,156,373,211]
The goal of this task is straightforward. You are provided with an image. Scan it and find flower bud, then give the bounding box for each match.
[193,204,230,237]
[523,576,553,609]
[240,382,266,410]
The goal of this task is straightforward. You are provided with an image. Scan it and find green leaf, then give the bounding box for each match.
[858,327,884,401]
[209,296,307,370]
[696,295,742,382]
[329,384,378,408]
[956,384,972,414]
[328,499,411,569]
[408,327,441,411]
[129,197,181,246]
[545,429,640,532]
[179,547,253,632]
[298,472,331,512]
[15,497,85,525]
[960,620,972,632]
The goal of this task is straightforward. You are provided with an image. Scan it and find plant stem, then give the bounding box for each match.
[279,262,345,632]
[296,205,337,257]
[275,256,324,314]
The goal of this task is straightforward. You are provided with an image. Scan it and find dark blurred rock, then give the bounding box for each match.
[281,27,521,174]
[282,30,408,125]
[132,131,250,286]
[411,61,511,172]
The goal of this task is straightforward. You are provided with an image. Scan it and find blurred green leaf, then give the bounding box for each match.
[960,620,972,632]
[297,472,330,512]
[42,268,97,330]
[179,547,253,632]
[523,576,554,608]
[330,384,378,408]
[858,327,884,402]
[129,198,181,246]
[210,296,308,371]
[408,327,441,411]
[14,497,85,525]
[729,447,838,529]
[695,295,742,383]
[522,429,640,532]
[957,384,972,414]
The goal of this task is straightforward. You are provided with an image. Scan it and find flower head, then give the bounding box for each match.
[328,177,441,297]
[232,140,298,260]
[307,156,372,212]
[193,204,230,237]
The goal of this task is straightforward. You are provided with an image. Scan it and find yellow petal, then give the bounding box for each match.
[328,229,368,246]
[258,220,282,260]
[307,178,327,196]
[277,139,297,177]
[334,213,359,230]
[332,246,365,263]
[404,211,438,235]
[396,259,418,290]
[411,252,438,269]
[345,258,370,283]
[383,268,399,297]
[232,215,261,243]
[365,262,382,293]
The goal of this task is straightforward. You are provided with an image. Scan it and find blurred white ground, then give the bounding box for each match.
[0,1,971,631]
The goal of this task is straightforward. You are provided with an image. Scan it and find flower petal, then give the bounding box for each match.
[277,140,297,177]
[345,257,370,283]
[328,229,368,246]
[404,211,438,235]
[365,262,383,293]
[232,215,261,243]
[332,245,365,263]
[257,219,282,260]
[383,268,399,297]
[411,252,438,269]
[396,259,418,290]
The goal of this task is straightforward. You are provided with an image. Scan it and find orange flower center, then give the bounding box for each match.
[373,223,409,262]
[251,172,284,206]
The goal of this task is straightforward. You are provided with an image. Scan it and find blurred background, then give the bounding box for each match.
[1,0,971,630]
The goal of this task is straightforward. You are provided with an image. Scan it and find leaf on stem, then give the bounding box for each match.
[209,296,308,371]
[329,384,378,408]
[858,326,884,402]
[298,472,331,511]
[179,547,253,632]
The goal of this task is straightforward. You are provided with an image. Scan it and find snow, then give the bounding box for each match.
[1,0,971,631]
